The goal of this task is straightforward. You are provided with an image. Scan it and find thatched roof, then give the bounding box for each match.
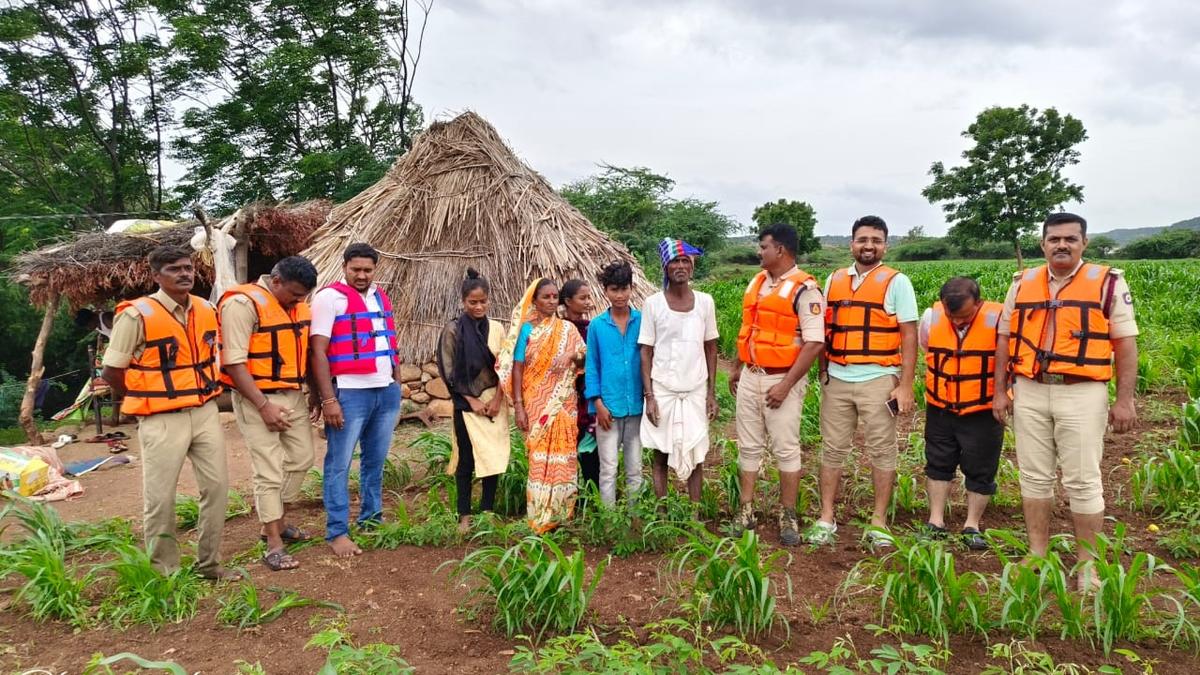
[11,201,330,308]
[303,112,655,363]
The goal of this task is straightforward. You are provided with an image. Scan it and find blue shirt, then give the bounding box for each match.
[584,308,644,417]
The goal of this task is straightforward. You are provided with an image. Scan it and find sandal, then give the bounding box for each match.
[260,525,312,544]
[262,548,300,571]
[201,567,246,581]
[107,440,129,454]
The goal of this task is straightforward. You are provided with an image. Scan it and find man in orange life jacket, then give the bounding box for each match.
[218,256,318,572]
[994,213,1139,591]
[729,223,825,546]
[811,215,919,550]
[310,243,404,557]
[918,277,1005,550]
[101,245,239,580]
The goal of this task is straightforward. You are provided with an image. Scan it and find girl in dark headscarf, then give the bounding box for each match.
[437,268,510,533]
[560,279,599,498]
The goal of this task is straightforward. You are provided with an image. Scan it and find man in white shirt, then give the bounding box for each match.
[310,243,404,557]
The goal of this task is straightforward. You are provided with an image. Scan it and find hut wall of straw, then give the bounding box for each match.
[303,112,656,365]
[11,201,329,309]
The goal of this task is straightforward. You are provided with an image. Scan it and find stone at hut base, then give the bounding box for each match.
[410,391,431,404]
[399,364,423,383]
[421,363,440,377]
[426,399,454,418]
[424,378,451,400]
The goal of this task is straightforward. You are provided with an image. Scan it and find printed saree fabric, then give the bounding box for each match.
[498,280,586,533]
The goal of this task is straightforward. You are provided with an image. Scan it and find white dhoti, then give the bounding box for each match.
[640,381,709,480]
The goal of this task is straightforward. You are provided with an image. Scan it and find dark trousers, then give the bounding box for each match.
[579,447,600,495]
[453,410,497,517]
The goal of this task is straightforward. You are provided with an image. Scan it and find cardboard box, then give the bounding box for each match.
[0,448,50,497]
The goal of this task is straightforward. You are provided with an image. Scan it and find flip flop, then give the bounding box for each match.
[51,434,77,449]
[107,441,129,454]
[259,525,312,544]
[262,548,300,571]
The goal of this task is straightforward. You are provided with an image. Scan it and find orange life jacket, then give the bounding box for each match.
[825,265,902,366]
[925,300,1003,415]
[218,283,311,391]
[1009,263,1115,382]
[736,268,817,368]
[118,295,221,416]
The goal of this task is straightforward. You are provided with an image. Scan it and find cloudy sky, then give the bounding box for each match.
[414,0,1199,236]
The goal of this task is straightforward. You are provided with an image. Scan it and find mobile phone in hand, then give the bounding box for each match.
[884,398,899,416]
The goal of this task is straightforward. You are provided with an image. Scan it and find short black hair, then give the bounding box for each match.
[343,242,379,264]
[939,276,981,313]
[559,279,588,305]
[148,245,193,272]
[597,260,633,289]
[462,267,490,299]
[1043,212,1087,237]
[851,215,888,239]
[271,255,318,290]
[759,223,799,256]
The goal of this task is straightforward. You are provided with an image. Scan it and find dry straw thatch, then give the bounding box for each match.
[11,201,330,308]
[303,111,655,363]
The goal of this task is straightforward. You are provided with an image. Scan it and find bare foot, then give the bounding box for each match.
[457,516,472,535]
[328,535,362,557]
[201,566,245,581]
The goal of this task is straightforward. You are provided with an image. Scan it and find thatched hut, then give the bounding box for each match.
[8,201,329,443]
[12,201,330,309]
[303,111,655,367]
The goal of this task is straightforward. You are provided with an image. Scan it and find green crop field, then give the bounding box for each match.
[4,259,1200,673]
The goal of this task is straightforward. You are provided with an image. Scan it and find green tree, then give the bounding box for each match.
[157,0,430,208]
[0,0,172,248]
[923,105,1087,267]
[1085,234,1118,259]
[561,165,735,277]
[751,199,820,255]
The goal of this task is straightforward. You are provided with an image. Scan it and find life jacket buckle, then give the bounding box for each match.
[1045,299,1063,309]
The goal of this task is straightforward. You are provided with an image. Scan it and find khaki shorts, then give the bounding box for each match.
[233,388,315,523]
[1012,376,1107,514]
[819,374,898,471]
[735,366,807,472]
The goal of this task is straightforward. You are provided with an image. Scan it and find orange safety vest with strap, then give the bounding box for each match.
[1009,263,1116,382]
[118,295,222,416]
[825,265,902,366]
[925,300,1003,415]
[736,268,816,368]
[217,283,311,391]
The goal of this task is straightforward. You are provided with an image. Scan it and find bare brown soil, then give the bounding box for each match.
[3,387,1199,674]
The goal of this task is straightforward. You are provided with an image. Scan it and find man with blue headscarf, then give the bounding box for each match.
[638,238,719,503]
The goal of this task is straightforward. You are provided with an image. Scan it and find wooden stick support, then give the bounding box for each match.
[19,294,60,445]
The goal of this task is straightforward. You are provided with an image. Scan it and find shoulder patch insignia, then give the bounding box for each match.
[809,302,821,315]
[1123,292,1132,305]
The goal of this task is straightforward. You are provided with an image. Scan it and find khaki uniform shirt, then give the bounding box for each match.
[101,289,193,369]
[758,265,826,345]
[219,276,273,366]
[998,260,1139,343]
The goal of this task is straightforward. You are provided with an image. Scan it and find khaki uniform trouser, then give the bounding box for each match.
[735,366,808,472]
[819,374,899,471]
[1012,376,1107,514]
[138,399,227,575]
[233,388,315,524]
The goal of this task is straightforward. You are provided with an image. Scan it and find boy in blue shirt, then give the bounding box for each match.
[584,261,645,506]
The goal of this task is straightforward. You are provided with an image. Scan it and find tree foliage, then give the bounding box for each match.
[923,105,1087,266]
[0,0,172,250]
[561,165,736,278]
[157,0,430,208]
[1118,230,1200,260]
[751,199,820,255]
[1085,235,1118,259]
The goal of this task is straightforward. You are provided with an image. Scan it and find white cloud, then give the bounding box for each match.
[417,0,1200,235]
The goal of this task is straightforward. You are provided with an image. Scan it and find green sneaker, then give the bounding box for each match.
[779,510,801,546]
[805,520,837,545]
[732,502,757,534]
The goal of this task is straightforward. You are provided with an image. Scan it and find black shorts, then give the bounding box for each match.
[924,405,1004,495]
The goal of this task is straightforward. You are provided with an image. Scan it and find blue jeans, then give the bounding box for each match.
[323,382,402,540]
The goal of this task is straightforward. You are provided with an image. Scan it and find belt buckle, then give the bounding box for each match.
[747,364,766,375]
[1042,373,1064,385]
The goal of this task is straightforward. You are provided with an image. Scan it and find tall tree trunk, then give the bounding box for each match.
[1014,239,1025,269]
[19,296,60,445]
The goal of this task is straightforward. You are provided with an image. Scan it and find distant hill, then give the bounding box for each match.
[1095,216,1200,245]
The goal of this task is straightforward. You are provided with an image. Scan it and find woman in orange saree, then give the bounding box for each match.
[497,278,586,533]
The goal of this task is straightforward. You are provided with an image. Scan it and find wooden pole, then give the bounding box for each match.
[19,294,60,445]
[233,209,250,283]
